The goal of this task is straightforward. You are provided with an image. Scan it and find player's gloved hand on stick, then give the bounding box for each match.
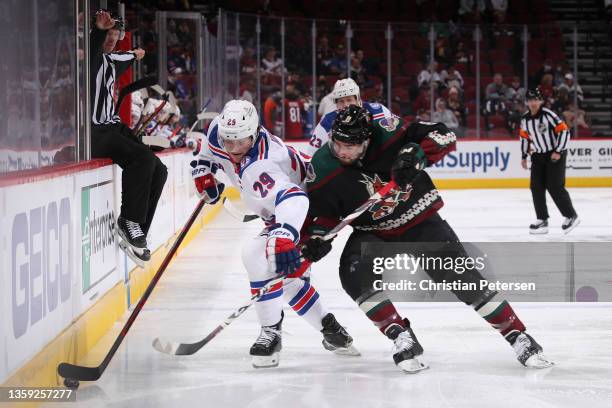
[301,224,333,262]
[391,142,427,189]
[266,224,301,276]
[190,159,224,204]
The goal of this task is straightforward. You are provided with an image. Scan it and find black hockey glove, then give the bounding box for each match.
[391,142,427,189]
[301,224,333,262]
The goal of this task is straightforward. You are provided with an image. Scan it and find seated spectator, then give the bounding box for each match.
[263,91,282,135]
[413,85,433,113]
[239,79,255,104]
[440,65,464,91]
[538,73,555,106]
[316,35,333,74]
[287,72,305,95]
[417,61,442,89]
[554,88,588,130]
[432,98,459,129]
[446,86,467,126]
[532,59,554,89]
[240,47,257,78]
[454,40,470,65]
[416,108,431,122]
[350,56,367,79]
[329,43,348,75]
[507,99,526,133]
[485,73,510,119]
[434,36,452,65]
[507,76,526,104]
[558,73,584,107]
[262,47,285,76]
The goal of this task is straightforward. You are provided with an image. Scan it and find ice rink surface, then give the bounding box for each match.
[48,188,612,408]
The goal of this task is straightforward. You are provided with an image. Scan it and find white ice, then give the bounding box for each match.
[47,188,612,408]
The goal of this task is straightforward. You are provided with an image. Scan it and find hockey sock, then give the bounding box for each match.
[358,292,405,335]
[474,296,526,342]
[251,278,284,327]
[284,278,328,331]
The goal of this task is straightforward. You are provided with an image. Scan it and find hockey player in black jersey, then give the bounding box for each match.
[300,105,553,373]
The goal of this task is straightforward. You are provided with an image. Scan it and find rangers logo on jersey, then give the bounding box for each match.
[359,174,412,220]
[379,116,400,132]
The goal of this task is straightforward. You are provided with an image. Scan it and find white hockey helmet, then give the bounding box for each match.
[332,78,361,105]
[217,99,259,141]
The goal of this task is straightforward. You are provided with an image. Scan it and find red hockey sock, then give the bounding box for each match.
[475,299,526,340]
[359,298,405,334]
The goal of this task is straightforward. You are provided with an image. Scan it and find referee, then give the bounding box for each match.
[90,10,168,263]
[519,88,579,234]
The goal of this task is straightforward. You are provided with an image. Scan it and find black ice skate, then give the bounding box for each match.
[385,319,428,373]
[117,217,149,268]
[562,216,580,234]
[320,313,361,356]
[529,219,549,234]
[509,331,554,368]
[250,313,283,368]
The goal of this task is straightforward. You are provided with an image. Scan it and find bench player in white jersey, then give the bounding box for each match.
[190,100,359,368]
[305,78,393,155]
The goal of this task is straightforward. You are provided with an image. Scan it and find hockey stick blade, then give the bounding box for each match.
[152,277,282,356]
[57,363,101,382]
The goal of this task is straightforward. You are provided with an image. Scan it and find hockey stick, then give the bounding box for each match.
[151,180,399,356]
[117,76,158,109]
[222,197,259,222]
[57,198,208,386]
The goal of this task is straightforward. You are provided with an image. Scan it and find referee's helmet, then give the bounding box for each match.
[526,88,543,101]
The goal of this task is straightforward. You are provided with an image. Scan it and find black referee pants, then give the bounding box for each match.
[530,151,576,220]
[91,123,168,235]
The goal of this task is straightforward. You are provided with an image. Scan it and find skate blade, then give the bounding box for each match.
[251,352,280,368]
[397,358,429,374]
[524,353,555,369]
[322,340,361,356]
[529,228,548,235]
[563,218,580,235]
[118,241,145,268]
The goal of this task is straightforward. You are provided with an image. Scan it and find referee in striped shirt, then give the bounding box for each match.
[519,88,579,234]
[90,10,168,263]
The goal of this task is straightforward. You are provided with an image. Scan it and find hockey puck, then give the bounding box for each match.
[64,378,80,389]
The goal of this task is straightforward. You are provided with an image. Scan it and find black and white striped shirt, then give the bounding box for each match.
[519,107,570,159]
[90,27,135,125]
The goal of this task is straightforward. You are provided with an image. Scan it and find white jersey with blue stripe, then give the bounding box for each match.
[304,101,392,156]
[198,117,310,238]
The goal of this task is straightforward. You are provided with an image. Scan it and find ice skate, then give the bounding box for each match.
[117,217,150,268]
[250,314,283,368]
[562,216,580,234]
[385,320,428,373]
[510,331,554,368]
[529,219,548,234]
[320,313,361,356]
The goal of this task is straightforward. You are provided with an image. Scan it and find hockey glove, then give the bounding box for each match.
[391,143,427,189]
[190,159,224,204]
[301,224,333,262]
[266,224,302,276]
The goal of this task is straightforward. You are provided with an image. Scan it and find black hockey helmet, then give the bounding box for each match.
[330,105,372,144]
[526,88,543,101]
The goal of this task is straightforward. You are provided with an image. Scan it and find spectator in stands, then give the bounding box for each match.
[440,65,464,91]
[558,73,584,106]
[329,43,348,75]
[491,0,508,23]
[262,47,285,76]
[507,76,526,104]
[416,108,431,122]
[167,19,179,47]
[413,84,433,113]
[263,91,282,135]
[454,40,470,65]
[446,86,467,127]
[538,73,555,106]
[508,99,526,133]
[239,78,255,104]
[532,59,554,89]
[554,88,589,130]
[350,56,366,79]
[484,73,510,128]
[432,98,459,130]
[316,35,333,75]
[417,61,442,89]
[434,35,452,65]
[288,72,305,95]
[240,46,257,78]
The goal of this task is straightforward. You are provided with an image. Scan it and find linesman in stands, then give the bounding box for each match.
[520,88,579,234]
[90,10,168,264]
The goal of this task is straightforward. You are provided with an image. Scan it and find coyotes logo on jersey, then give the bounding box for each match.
[359,174,412,220]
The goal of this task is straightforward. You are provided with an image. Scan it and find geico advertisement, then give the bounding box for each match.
[1,178,75,380]
[427,139,612,179]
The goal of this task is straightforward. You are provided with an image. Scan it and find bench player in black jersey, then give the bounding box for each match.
[300,106,553,373]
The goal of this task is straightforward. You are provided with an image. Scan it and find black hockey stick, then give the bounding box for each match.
[57,198,208,386]
[117,75,158,109]
[151,180,399,356]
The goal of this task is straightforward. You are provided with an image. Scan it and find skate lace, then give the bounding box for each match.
[391,331,415,355]
[512,334,531,357]
[126,220,144,239]
[255,327,280,347]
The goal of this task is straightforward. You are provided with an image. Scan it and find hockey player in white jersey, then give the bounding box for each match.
[305,78,393,155]
[190,100,359,368]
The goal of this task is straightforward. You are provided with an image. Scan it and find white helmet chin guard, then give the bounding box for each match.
[332,78,361,105]
[217,100,259,142]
